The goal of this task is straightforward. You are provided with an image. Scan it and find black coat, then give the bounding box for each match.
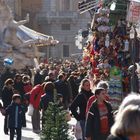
[55,80,70,101]
[68,78,78,99]
[6,102,24,128]
[107,135,129,140]
[34,72,43,86]
[40,92,54,111]
[69,89,93,121]
[85,100,114,140]
[1,86,14,108]
[14,81,24,97]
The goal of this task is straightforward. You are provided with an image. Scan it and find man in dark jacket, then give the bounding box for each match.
[55,74,71,109]
[85,88,114,140]
[40,82,54,128]
[34,69,44,86]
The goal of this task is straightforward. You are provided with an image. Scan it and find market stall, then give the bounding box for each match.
[80,2,132,110]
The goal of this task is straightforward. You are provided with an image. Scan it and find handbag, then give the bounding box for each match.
[27,104,34,116]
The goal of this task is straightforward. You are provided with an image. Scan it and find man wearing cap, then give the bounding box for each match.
[85,88,114,140]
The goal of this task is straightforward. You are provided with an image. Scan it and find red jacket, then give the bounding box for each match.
[30,84,44,109]
[86,95,109,114]
[23,83,32,93]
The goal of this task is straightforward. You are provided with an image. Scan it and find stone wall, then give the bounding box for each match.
[7,0,91,59]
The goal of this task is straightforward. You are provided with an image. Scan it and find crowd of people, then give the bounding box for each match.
[0,17,139,140]
[0,59,88,140]
[0,56,139,140]
[0,21,138,140]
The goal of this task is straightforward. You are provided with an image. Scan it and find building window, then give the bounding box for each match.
[61,24,71,30]
[63,45,69,57]
[64,0,70,11]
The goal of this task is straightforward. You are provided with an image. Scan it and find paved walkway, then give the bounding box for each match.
[0,113,40,140]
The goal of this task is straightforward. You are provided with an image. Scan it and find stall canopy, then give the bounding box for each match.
[17,25,59,47]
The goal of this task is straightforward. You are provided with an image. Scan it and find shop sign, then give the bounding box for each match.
[127,0,140,24]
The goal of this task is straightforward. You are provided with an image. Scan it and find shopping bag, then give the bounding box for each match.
[75,121,82,140]
[27,104,34,116]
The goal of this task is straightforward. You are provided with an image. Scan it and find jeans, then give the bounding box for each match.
[10,128,21,140]
[22,113,26,127]
[80,120,85,140]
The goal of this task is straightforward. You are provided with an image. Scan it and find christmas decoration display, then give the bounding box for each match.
[80,4,132,109]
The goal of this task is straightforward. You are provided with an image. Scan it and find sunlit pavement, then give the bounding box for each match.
[0,113,40,140]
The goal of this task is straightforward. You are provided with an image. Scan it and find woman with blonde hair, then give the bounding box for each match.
[70,78,93,140]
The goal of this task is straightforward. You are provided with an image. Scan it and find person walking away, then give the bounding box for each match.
[13,74,24,99]
[67,75,78,100]
[55,74,71,109]
[34,68,44,86]
[5,94,24,140]
[69,79,93,140]
[30,82,45,133]
[40,82,54,128]
[85,88,114,140]
[1,79,14,135]
[44,72,55,82]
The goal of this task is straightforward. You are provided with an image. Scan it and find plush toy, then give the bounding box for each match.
[110,66,121,76]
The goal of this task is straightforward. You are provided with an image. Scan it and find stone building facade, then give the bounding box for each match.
[7,0,90,59]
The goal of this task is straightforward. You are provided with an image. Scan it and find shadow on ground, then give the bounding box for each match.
[22,136,34,140]
[22,127,33,131]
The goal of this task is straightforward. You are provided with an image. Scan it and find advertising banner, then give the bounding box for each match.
[127,0,140,23]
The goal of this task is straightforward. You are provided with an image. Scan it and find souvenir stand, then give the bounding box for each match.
[81,5,129,110]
